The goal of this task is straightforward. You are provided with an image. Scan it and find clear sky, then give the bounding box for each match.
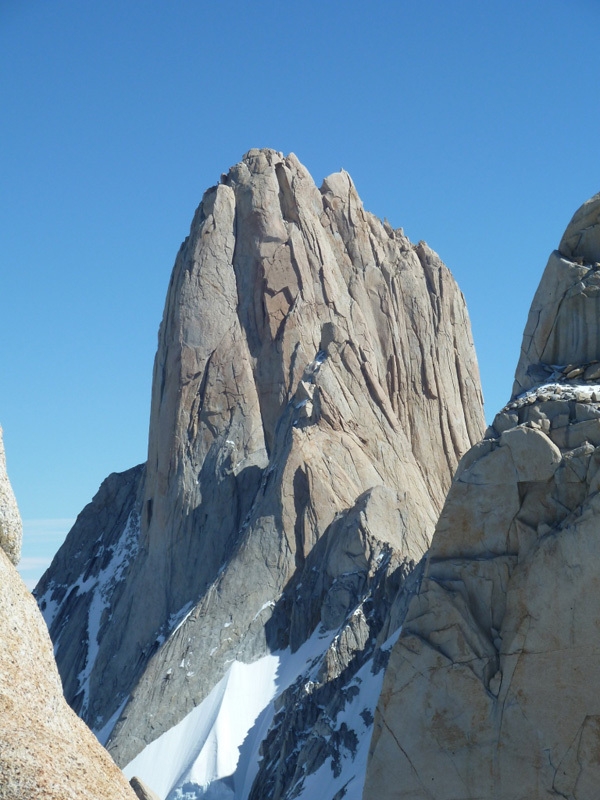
[2,0,599,588]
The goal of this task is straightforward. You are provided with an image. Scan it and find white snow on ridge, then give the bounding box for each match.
[294,632,399,800]
[292,670,377,800]
[125,655,279,799]
[123,626,403,800]
[512,381,600,405]
[124,627,337,800]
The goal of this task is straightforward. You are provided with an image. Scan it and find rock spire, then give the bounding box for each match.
[36,149,484,794]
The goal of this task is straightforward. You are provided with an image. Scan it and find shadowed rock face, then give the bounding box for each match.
[36,464,145,722]
[0,429,136,800]
[36,149,484,777]
[365,192,600,800]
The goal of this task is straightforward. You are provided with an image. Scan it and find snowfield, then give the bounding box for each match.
[123,627,399,800]
[124,654,279,799]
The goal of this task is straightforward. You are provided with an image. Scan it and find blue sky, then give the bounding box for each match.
[2,0,599,587]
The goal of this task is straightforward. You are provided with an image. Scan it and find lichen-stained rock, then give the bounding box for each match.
[364,192,600,800]
[0,427,22,565]
[0,536,136,799]
[37,149,484,776]
[0,427,135,798]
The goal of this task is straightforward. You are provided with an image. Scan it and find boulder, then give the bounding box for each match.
[129,776,161,800]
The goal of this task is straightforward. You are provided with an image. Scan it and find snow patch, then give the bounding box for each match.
[170,601,195,635]
[70,510,140,722]
[251,599,275,622]
[513,381,600,405]
[124,655,279,799]
[124,627,336,800]
[290,627,403,800]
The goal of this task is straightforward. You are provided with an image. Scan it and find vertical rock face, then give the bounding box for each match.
[36,149,483,796]
[365,192,600,800]
[0,429,136,800]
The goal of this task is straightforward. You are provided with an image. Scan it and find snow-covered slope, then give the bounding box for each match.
[113,506,423,800]
[124,653,281,799]
[123,625,402,800]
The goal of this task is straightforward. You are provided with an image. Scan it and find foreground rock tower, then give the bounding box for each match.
[0,427,136,800]
[364,193,600,799]
[37,150,484,795]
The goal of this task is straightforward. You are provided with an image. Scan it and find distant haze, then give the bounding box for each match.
[19,519,74,590]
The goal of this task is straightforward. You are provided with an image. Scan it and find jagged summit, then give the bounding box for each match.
[513,191,600,398]
[36,150,484,798]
